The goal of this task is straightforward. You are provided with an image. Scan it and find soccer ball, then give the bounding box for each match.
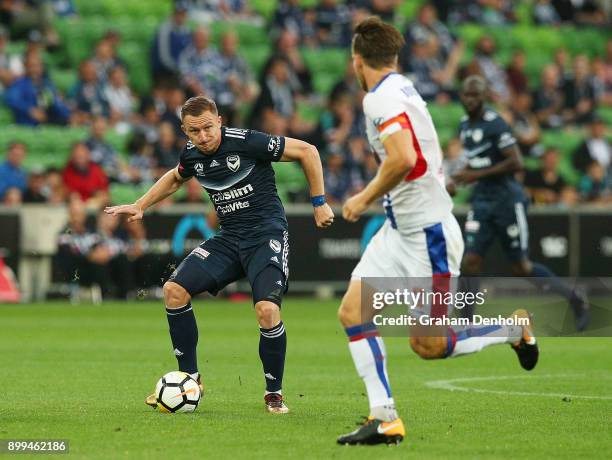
[155,371,201,413]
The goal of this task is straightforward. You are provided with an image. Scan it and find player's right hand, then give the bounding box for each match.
[314,203,334,228]
[104,203,144,223]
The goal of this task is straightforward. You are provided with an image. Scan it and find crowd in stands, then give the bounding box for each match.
[0,0,611,214]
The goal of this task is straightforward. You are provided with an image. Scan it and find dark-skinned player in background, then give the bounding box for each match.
[451,76,590,331]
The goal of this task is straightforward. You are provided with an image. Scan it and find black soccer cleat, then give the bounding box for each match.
[337,417,405,446]
[570,291,591,332]
[510,309,539,371]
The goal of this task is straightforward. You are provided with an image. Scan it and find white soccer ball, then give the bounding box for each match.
[155,371,201,413]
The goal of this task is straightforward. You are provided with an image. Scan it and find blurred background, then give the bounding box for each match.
[0,0,610,303]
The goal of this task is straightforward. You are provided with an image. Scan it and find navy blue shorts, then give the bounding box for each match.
[464,199,529,262]
[169,229,289,303]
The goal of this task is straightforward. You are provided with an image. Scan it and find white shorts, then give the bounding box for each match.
[352,215,464,319]
[352,214,464,279]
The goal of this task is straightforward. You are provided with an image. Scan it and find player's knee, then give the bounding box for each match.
[409,336,447,360]
[163,281,191,308]
[255,301,280,328]
[338,299,360,327]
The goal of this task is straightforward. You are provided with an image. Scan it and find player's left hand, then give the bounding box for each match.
[343,192,369,222]
[314,203,334,228]
[452,168,480,184]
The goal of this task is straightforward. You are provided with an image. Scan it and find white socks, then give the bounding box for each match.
[448,324,522,357]
[346,323,398,422]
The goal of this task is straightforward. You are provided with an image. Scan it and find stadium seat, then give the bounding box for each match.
[313,73,338,96]
[302,48,348,78]
[0,105,13,125]
[427,103,464,131]
[598,107,612,125]
[241,44,271,76]
[211,22,269,46]
[109,183,145,205]
[50,69,77,95]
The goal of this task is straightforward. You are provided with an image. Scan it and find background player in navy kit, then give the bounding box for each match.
[105,96,334,413]
[452,76,589,330]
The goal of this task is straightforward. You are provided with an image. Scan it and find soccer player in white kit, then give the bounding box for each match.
[337,17,538,446]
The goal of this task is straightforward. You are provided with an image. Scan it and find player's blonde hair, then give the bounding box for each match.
[181,96,218,120]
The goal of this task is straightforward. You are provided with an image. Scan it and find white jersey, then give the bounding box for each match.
[363,72,453,233]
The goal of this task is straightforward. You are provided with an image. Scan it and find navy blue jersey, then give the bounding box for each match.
[459,109,525,202]
[177,127,287,235]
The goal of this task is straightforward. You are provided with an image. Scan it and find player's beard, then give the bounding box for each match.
[356,70,368,92]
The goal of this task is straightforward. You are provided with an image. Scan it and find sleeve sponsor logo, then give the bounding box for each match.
[268,136,282,158]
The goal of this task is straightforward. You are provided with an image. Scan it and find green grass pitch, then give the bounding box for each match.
[1,299,611,459]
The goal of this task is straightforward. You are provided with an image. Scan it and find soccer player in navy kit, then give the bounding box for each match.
[452,76,589,330]
[105,96,334,413]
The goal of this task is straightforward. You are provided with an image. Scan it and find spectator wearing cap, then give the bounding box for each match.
[62,142,109,207]
[151,1,192,81]
[4,53,70,126]
[0,26,24,90]
[572,117,611,174]
[0,141,27,200]
[178,26,222,99]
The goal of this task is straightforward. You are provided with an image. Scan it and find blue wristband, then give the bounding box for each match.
[311,195,326,207]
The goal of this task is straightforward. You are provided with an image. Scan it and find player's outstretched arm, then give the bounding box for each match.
[343,129,415,222]
[281,137,334,228]
[104,167,186,222]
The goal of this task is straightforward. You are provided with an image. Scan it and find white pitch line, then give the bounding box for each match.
[425,374,612,400]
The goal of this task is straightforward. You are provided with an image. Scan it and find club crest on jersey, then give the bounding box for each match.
[472,128,483,143]
[269,239,281,253]
[226,155,240,172]
[194,163,205,176]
